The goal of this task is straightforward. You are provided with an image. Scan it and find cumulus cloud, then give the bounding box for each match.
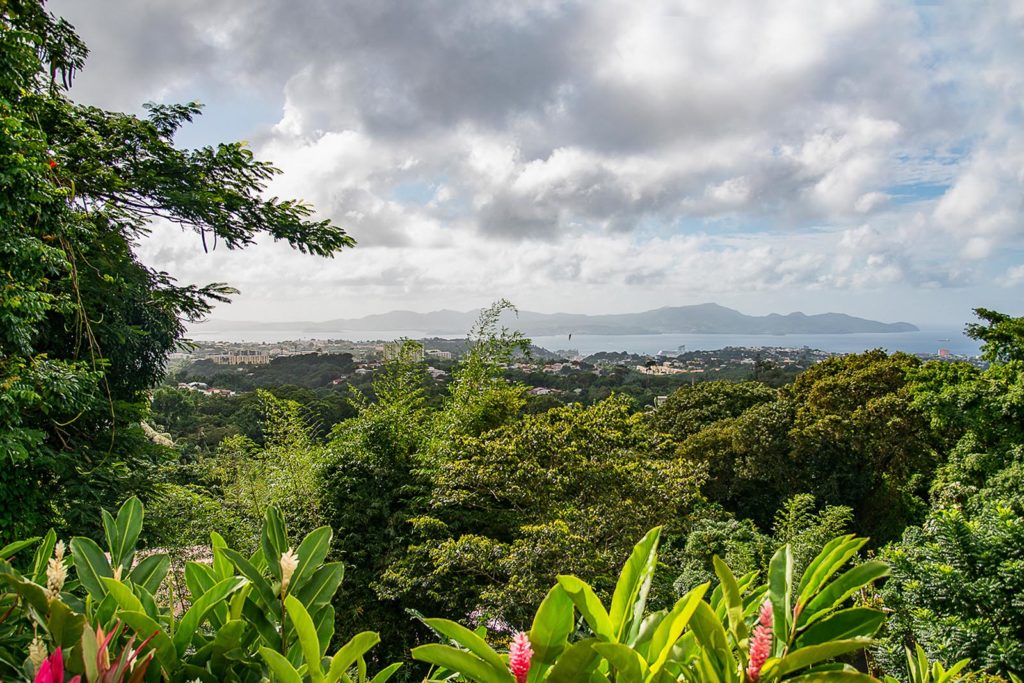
[49,0,1024,321]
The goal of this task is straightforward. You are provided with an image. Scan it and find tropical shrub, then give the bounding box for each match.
[0,498,399,682]
[413,526,891,683]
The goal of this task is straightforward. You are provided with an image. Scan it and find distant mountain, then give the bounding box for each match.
[195,303,918,336]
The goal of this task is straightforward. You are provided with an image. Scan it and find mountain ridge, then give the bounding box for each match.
[193,303,918,336]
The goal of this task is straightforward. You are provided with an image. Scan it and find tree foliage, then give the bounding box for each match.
[0,0,351,541]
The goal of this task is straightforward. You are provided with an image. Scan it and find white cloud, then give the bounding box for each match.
[49,0,1024,323]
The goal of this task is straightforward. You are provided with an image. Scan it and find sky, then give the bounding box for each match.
[49,0,1024,326]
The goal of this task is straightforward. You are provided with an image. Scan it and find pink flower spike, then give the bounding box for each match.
[508,632,534,683]
[34,648,63,683]
[746,600,773,682]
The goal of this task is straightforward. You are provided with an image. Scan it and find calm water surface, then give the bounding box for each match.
[187,325,980,357]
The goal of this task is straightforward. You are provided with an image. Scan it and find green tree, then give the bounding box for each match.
[0,1,351,540]
[651,380,776,442]
[875,310,1024,677]
[324,340,434,664]
[378,395,705,629]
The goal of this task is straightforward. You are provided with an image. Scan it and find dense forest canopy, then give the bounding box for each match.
[1,3,1023,682]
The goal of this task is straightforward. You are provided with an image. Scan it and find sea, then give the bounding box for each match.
[186,325,981,357]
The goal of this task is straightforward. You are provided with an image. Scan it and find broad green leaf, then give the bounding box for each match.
[713,555,748,644]
[290,526,332,593]
[128,553,169,595]
[285,594,324,683]
[768,544,794,650]
[546,639,603,683]
[210,531,232,580]
[314,604,336,657]
[557,575,614,641]
[243,597,281,650]
[327,631,383,683]
[118,610,176,671]
[796,536,853,598]
[102,577,144,612]
[797,537,865,610]
[796,608,886,647]
[259,646,303,683]
[687,601,733,680]
[784,671,877,683]
[221,547,278,611]
[185,561,218,599]
[70,536,113,600]
[46,599,84,648]
[294,562,345,610]
[31,529,56,583]
[802,561,890,625]
[530,584,575,664]
[112,496,144,569]
[0,536,40,562]
[422,618,508,675]
[647,583,708,675]
[777,638,874,675]
[411,643,511,683]
[591,642,648,681]
[173,576,248,656]
[609,526,662,644]
[81,616,100,681]
[262,506,289,580]
[368,662,403,683]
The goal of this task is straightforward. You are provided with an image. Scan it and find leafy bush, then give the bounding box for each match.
[413,526,892,682]
[0,498,398,682]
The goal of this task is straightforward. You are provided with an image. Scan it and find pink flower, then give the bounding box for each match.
[508,632,533,683]
[34,648,81,683]
[746,600,773,682]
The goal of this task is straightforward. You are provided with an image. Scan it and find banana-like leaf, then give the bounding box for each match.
[802,561,890,626]
[327,631,383,683]
[285,594,324,683]
[259,646,303,683]
[768,544,794,653]
[116,496,144,569]
[713,556,747,645]
[546,638,603,683]
[30,529,57,584]
[294,562,345,611]
[796,608,885,647]
[70,536,113,600]
[592,642,649,681]
[290,526,332,593]
[46,598,85,648]
[128,553,169,595]
[609,526,662,644]
[796,536,856,601]
[118,610,176,671]
[530,584,575,664]
[557,575,614,641]
[777,638,875,675]
[102,577,144,612]
[421,618,508,674]
[210,531,232,580]
[173,576,248,656]
[221,547,278,612]
[0,537,40,563]
[262,507,289,581]
[647,583,709,675]
[368,662,403,683]
[411,643,513,683]
[783,671,877,683]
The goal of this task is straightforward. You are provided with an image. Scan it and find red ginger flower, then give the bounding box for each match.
[747,600,773,682]
[35,648,81,683]
[508,631,533,683]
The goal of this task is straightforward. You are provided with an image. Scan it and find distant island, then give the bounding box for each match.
[194,303,918,336]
